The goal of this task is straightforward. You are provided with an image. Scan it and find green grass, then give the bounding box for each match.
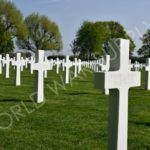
[0,66,149,150]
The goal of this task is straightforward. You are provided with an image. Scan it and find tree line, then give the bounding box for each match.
[71,21,150,60]
[0,0,150,60]
[0,0,62,54]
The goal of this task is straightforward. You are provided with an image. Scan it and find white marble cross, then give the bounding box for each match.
[12,53,25,86]
[25,57,29,68]
[3,54,11,78]
[101,55,110,72]
[134,61,140,71]
[145,58,150,90]
[78,59,82,73]
[44,56,49,78]
[29,56,35,74]
[73,58,78,77]
[0,55,3,74]
[55,58,60,74]
[49,59,54,70]
[63,56,72,84]
[31,50,50,103]
[95,39,141,150]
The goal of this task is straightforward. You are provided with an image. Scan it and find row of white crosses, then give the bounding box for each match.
[0,52,83,103]
[95,39,141,150]
[81,55,110,73]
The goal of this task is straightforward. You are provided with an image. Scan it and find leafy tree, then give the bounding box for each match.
[0,0,28,53]
[138,29,150,57]
[70,39,80,58]
[17,13,63,52]
[103,21,135,54]
[0,22,14,53]
[72,21,135,59]
[76,21,107,59]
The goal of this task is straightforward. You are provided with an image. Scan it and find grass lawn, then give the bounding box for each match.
[0,66,149,150]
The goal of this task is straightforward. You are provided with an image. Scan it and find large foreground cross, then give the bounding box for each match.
[95,39,141,150]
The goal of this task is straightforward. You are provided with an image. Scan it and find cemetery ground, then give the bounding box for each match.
[0,67,149,150]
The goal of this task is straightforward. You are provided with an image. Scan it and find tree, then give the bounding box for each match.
[72,21,135,59]
[0,22,14,53]
[0,0,28,53]
[138,29,150,57]
[70,40,80,58]
[103,21,135,54]
[75,21,107,59]
[17,13,63,52]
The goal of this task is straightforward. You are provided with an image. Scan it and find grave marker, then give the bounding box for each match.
[31,50,50,103]
[95,39,141,150]
[12,53,25,86]
[63,56,72,84]
[55,58,60,74]
[3,54,11,78]
[145,58,150,90]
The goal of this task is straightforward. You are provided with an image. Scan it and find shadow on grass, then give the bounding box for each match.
[0,83,14,86]
[130,121,150,127]
[0,99,32,103]
[67,91,101,96]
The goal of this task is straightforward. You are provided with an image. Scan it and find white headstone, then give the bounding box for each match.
[29,56,35,74]
[12,53,25,86]
[134,61,140,71]
[95,39,141,150]
[31,50,50,103]
[3,54,11,78]
[49,59,54,70]
[20,57,25,71]
[55,58,60,74]
[25,57,29,68]
[145,58,150,90]
[63,56,72,84]
[44,56,49,78]
[0,55,3,74]
[73,58,78,77]
[78,59,82,73]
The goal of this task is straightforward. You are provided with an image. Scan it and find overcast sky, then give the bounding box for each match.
[12,0,150,55]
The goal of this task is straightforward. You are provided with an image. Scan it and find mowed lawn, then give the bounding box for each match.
[0,66,149,150]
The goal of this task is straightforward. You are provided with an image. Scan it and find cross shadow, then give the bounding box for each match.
[67,91,101,96]
[0,99,32,103]
[130,121,150,127]
[0,83,14,86]
[67,92,89,95]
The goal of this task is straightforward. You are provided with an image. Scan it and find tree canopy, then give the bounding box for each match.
[0,0,28,53]
[138,29,150,57]
[17,13,63,52]
[72,21,135,59]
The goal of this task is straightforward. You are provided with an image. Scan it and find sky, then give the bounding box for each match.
[12,0,150,55]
